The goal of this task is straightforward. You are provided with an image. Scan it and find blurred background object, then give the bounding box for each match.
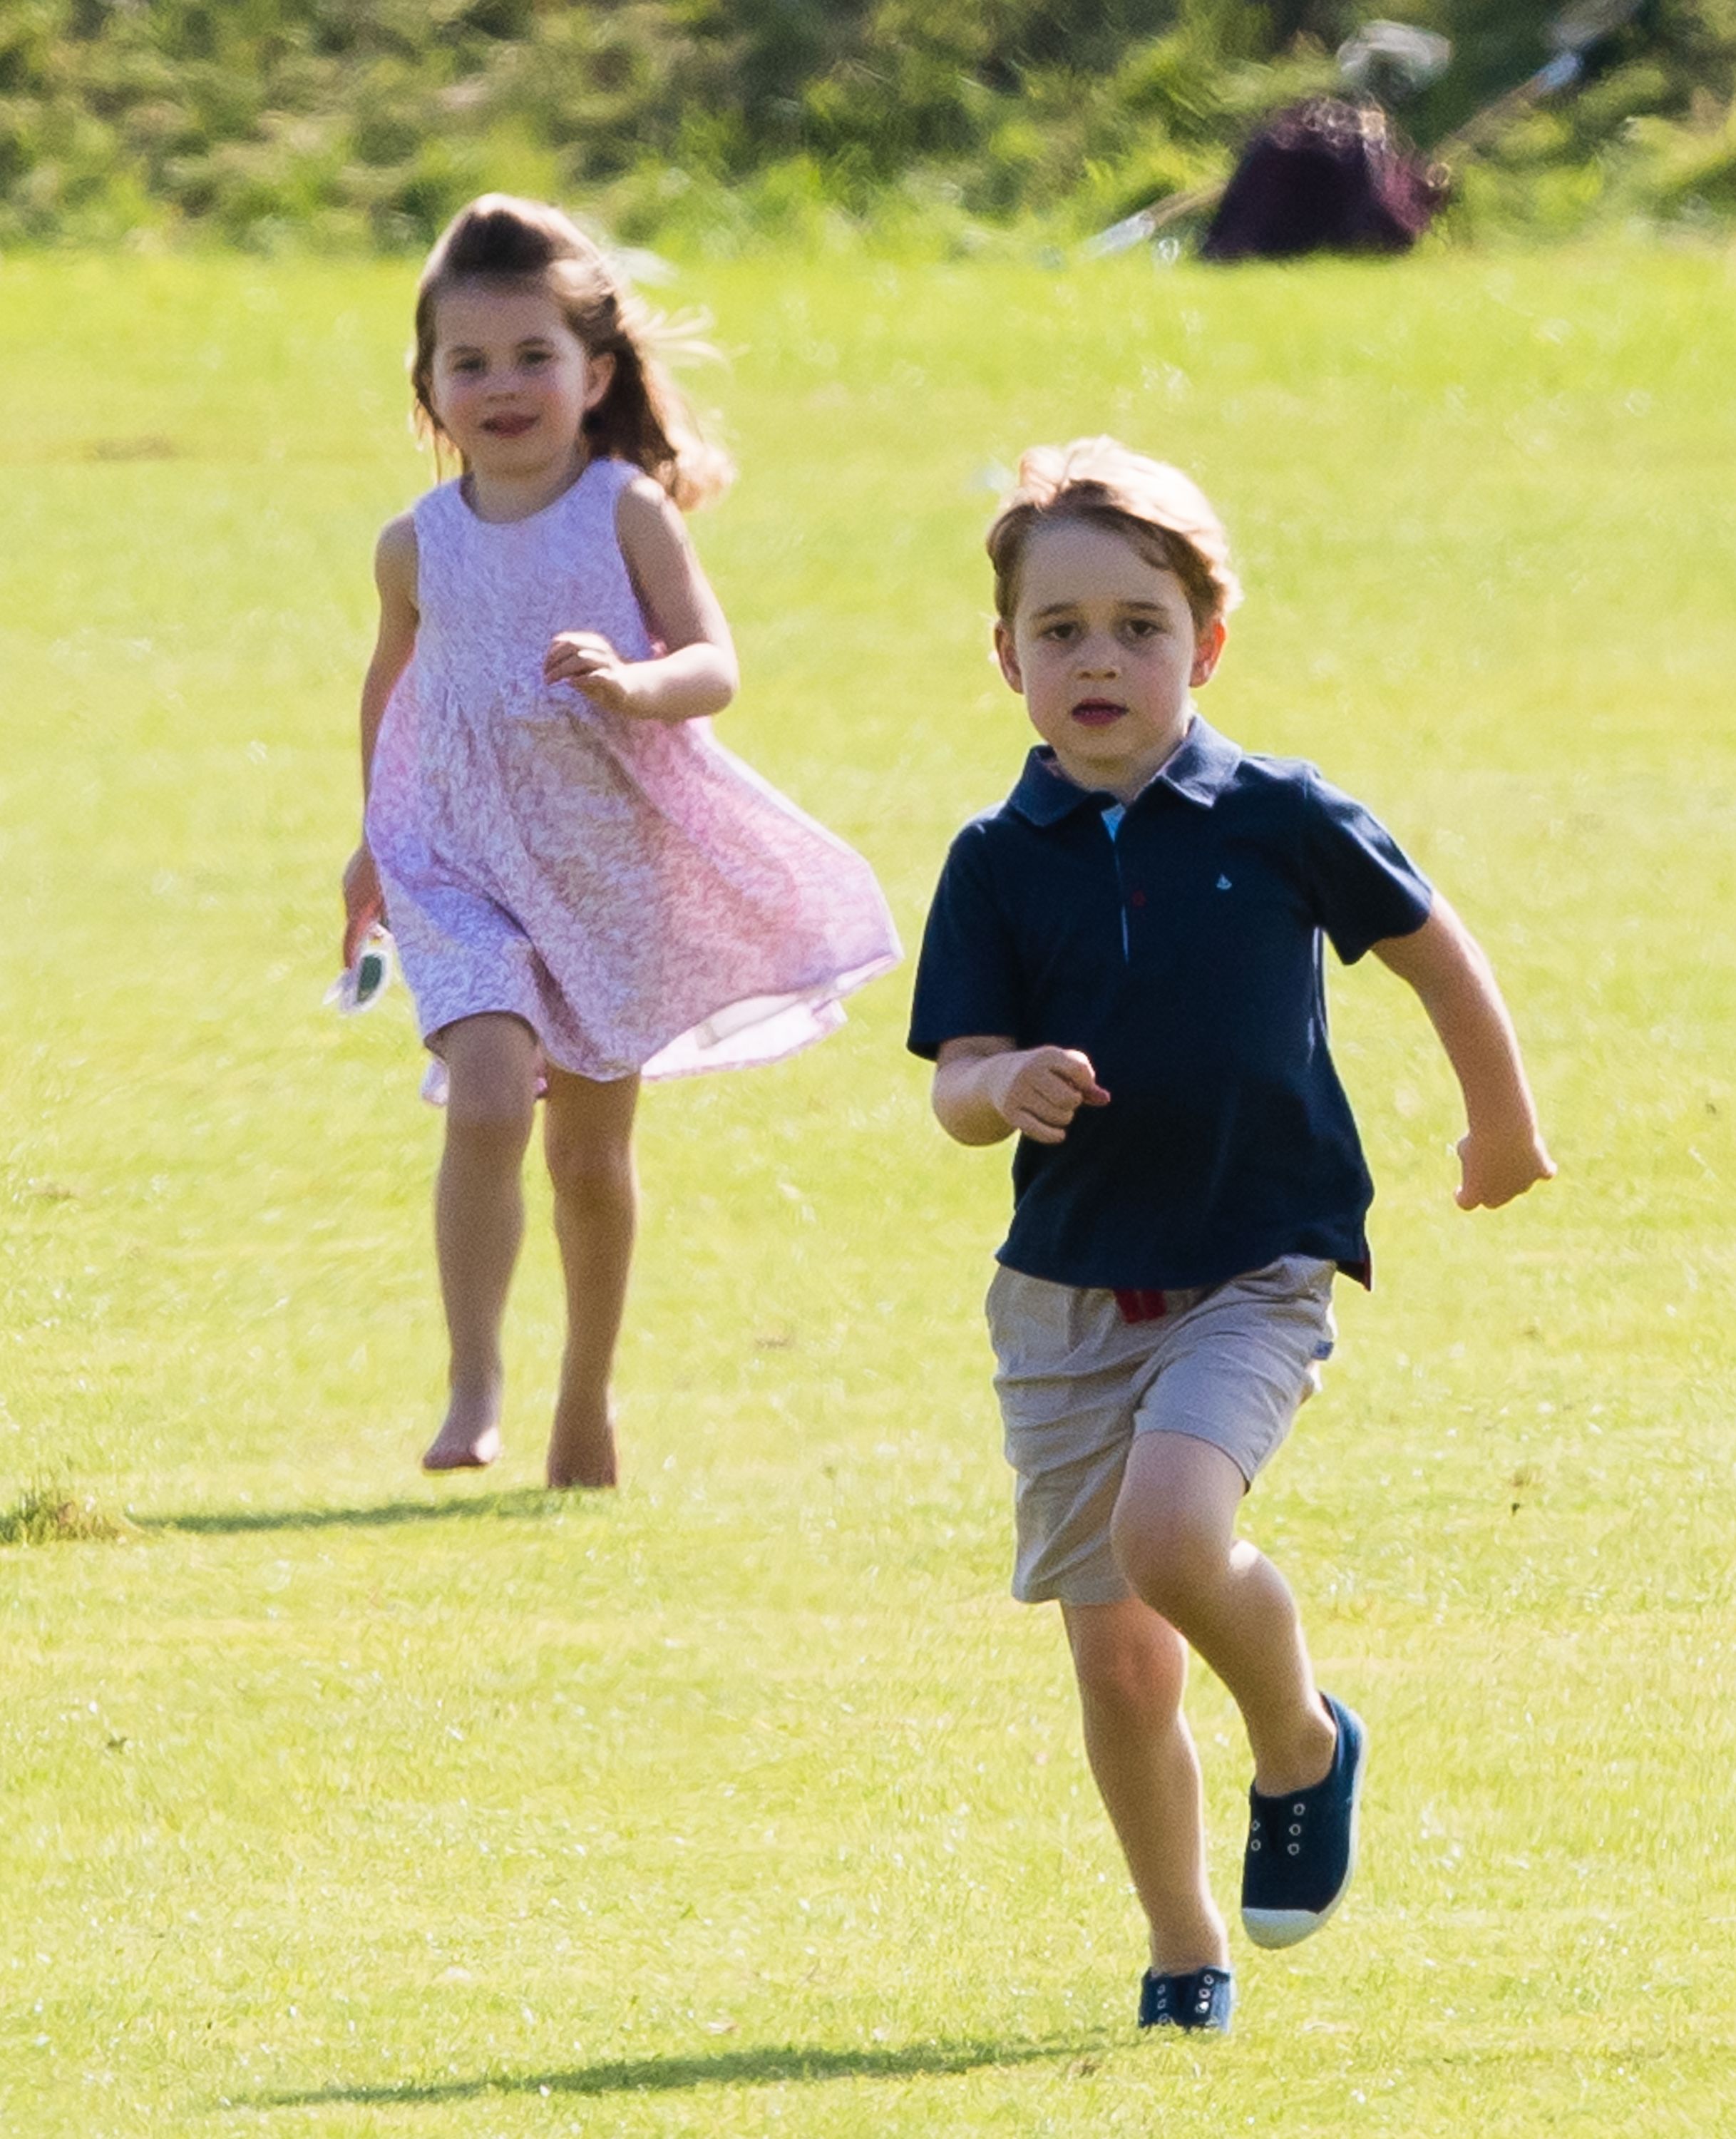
[1196,96,1447,263]
[0,1,1724,255]
[1337,20,1455,104]
[1090,0,1653,262]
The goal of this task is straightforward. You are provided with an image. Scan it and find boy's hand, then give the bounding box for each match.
[544,631,647,717]
[1454,1127,1556,1210]
[341,843,384,968]
[986,1047,1111,1144]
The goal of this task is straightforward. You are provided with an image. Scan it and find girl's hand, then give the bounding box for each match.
[342,843,385,968]
[544,631,648,717]
[1454,1127,1556,1211]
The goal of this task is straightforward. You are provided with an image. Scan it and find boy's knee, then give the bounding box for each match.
[1111,1503,1228,1621]
[1068,1612,1186,1720]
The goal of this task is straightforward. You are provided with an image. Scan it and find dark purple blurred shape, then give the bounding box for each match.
[1198,97,1447,263]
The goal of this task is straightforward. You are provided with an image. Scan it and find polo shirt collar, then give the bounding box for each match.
[1007,711,1243,826]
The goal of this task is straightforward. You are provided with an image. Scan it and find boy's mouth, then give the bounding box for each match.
[1070,698,1126,727]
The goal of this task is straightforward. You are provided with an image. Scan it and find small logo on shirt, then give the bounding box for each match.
[1216,874,1233,891]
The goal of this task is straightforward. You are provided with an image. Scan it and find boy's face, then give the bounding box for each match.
[994,517,1226,801]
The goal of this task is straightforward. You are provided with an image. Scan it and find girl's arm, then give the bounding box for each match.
[542,477,739,722]
[933,1035,1111,1147]
[1372,896,1556,1209]
[341,515,418,966]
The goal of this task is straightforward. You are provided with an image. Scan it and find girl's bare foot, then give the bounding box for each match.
[422,1378,504,1472]
[546,1395,617,1490]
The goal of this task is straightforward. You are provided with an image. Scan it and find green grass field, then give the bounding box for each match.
[3,235,1735,2135]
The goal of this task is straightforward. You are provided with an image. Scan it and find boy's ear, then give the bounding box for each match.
[1191,617,1227,688]
[993,619,1024,694]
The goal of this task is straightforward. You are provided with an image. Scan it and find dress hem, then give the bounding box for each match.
[417,948,901,1091]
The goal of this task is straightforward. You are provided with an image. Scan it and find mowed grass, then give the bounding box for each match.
[2,235,1734,2135]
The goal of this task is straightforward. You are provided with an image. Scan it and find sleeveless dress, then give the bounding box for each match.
[365,458,900,1081]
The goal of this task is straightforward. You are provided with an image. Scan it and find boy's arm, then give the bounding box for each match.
[1372,897,1555,1209]
[933,1035,1110,1147]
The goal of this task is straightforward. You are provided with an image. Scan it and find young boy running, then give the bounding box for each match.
[908,438,1553,2033]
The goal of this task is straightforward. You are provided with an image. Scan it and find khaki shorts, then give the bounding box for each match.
[987,1256,1337,1606]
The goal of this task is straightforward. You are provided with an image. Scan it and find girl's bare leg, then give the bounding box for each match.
[1062,1597,1229,1974]
[542,1067,640,1489]
[421,1015,539,1472]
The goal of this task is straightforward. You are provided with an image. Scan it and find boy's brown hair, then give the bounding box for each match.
[987,438,1241,632]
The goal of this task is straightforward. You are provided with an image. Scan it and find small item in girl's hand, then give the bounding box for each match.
[326,928,395,1015]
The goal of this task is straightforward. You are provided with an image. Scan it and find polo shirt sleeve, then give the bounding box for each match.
[1298,770,1434,965]
[907,825,1025,1060]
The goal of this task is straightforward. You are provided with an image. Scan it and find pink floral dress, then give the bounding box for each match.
[366,458,900,1080]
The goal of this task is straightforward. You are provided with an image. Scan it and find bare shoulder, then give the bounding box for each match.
[376,509,418,582]
[610,466,729,665]
[373,511,419,612]
[614,473,690,554]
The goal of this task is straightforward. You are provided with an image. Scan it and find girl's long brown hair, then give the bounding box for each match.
[411,194,731,511]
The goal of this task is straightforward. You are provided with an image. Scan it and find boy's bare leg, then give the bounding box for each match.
[423,1015,540,1471]
[542,1067,640,1489]
[1110,1435,1338,1795]
[1062,1598,1229,1974]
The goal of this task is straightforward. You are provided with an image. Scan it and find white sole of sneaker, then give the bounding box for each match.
[1241,1705,1366,1950]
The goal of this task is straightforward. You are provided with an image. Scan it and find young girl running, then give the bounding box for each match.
[341,195,899,1489]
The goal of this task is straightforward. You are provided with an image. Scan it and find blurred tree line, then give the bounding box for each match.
[2,0,1733,247]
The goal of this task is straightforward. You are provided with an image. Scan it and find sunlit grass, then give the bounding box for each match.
[2,237,1734,2135]
[0,1482,131,1546]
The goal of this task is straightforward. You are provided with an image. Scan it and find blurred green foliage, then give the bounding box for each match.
[1,0,1734,248]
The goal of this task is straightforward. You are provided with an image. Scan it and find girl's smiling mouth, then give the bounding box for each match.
[482,414,538,436]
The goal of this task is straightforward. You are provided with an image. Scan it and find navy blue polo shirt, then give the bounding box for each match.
[908,716,1433,1291]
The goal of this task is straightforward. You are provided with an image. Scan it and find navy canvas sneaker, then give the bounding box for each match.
[1241,1693,1365,1949]
[1138,1964,1234,2033]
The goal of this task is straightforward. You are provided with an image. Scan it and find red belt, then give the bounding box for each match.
[1113,1286,1210,1325]
[1114,1257,1370,1325]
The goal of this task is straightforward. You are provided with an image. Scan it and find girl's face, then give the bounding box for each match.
[994,516,1226,801]
[426,279,614,478]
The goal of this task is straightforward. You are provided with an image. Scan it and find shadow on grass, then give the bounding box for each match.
[135,1487,577,1537]
[254,2036,1082,2109]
